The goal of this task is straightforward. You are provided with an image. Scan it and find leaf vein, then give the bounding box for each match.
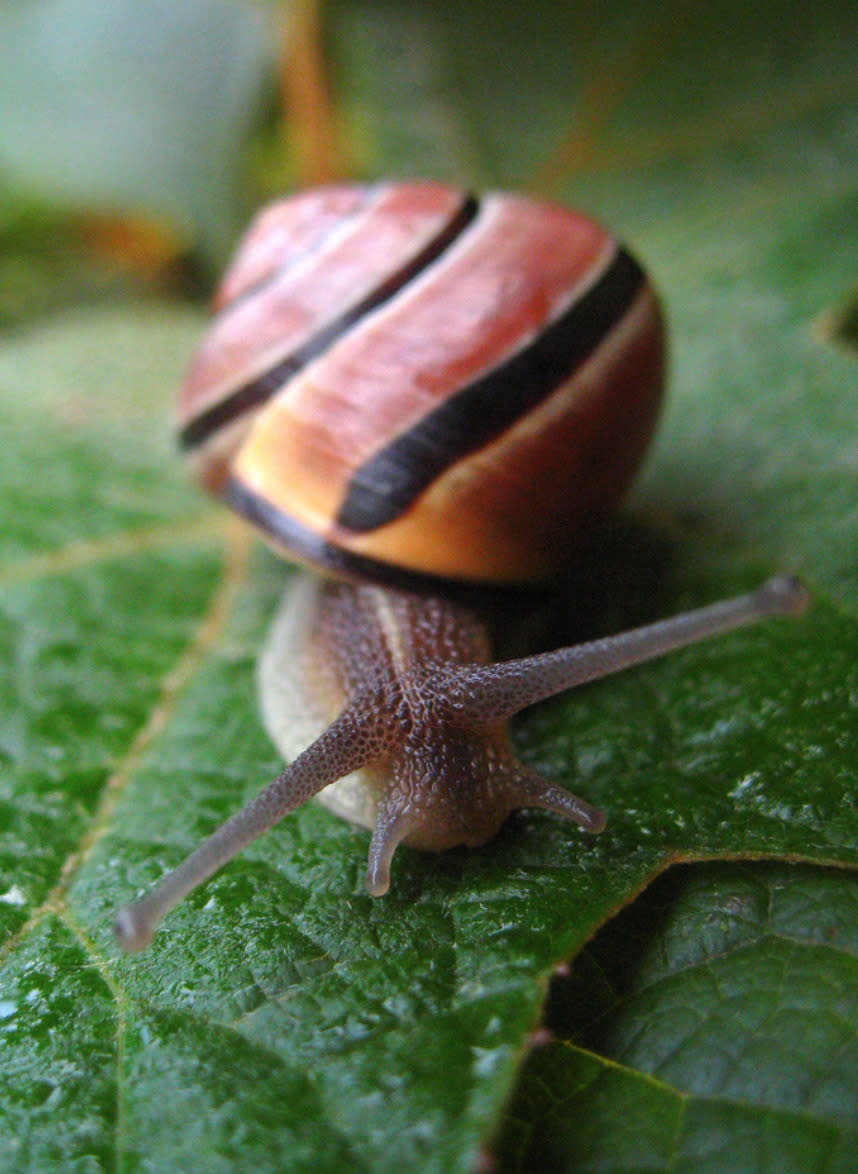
[0,520,250,966]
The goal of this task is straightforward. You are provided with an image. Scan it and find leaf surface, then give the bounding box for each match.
[499,864,858,1173]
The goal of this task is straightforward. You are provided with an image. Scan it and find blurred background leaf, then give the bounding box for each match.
[0,1,856,1172]
[0,0,277,322]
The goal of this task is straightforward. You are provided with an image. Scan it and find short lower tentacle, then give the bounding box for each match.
[510,767,607,833]
[364,800,419,896]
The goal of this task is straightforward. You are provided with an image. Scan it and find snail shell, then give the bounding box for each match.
[177,181,665,588]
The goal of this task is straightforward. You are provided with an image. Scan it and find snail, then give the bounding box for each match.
[115,182,808,952]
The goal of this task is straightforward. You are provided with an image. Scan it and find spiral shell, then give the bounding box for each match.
[178,181,665,588]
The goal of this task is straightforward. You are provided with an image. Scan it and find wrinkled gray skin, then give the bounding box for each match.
[114,573,808,952]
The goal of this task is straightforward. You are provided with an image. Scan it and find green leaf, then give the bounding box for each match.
[1,1,857,1172]
[498,863,858,1173]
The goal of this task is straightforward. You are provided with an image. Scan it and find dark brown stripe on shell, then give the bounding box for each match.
[180,193,480,452]
[224,476,544,602]
[336,246,645,533]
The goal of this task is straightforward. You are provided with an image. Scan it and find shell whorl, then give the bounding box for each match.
[178,182,665,587]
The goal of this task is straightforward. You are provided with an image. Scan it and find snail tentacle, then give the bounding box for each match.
[115,699,391,952]
[439,576,810,723]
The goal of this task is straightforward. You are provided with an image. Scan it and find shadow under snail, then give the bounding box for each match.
[115,182,808,952]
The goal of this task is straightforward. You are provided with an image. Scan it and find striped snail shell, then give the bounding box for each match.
[177,182,664,587]
[114,183,809,952]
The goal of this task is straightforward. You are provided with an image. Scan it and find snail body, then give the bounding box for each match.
[115,182,808,952]
[257,574,608,884]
